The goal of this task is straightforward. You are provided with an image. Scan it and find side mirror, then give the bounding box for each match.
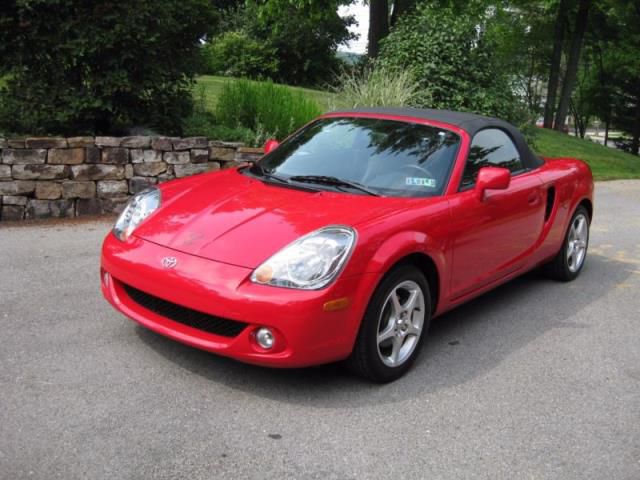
[263,139,280,154]
[475,167,511,201]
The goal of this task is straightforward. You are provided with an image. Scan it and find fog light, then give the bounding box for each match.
[255,327,275,349]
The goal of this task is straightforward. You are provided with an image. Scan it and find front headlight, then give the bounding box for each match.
[251,226,357,290]
[113,188,161,241]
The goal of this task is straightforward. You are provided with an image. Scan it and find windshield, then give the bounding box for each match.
[248,117,461,197]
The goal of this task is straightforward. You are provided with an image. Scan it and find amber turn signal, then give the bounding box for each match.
[322,297,350,312]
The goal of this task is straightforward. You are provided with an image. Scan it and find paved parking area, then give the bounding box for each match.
[1,180,639,479]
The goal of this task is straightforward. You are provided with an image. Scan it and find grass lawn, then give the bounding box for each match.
[534,128,640,181]
[195,75,336,112]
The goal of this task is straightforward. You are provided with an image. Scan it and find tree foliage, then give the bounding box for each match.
[488,1,554,117]
[569,0,640,153]
[244,0,356,86]
[201,31,279,79]
[201,1,355,86]
[0,0,217,135]
[378,3,524,123]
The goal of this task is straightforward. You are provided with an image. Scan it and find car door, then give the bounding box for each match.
[448,128,545,299]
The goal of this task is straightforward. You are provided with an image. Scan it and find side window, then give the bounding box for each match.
[460,129,524,189]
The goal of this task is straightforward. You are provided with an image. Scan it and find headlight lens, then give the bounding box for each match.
[113,188,161,241]
[251,226,356,290]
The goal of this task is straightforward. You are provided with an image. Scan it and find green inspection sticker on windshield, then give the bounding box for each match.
[405,177,436,188]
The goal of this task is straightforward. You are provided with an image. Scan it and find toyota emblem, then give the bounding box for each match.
[161,256,178,269]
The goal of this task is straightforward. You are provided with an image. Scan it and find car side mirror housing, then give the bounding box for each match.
[475,167,511,201]
[263,139,280,154]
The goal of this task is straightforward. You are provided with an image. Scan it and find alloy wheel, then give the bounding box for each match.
[376,280,425,367]
[567,213,589,273]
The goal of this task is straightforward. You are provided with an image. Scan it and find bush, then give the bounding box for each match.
[215,80,322,139]
[378,3,521,123]
[182,110,258,144]
[333,64,420,108]
[244,0,355,86]
[201,31,278,79]
[0,0,217,135]
[181,85,284,147]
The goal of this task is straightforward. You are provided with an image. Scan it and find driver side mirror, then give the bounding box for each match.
[263,139,280,154]
[475,167,511,201]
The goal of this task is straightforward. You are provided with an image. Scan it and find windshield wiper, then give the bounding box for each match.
[288,175,379,196]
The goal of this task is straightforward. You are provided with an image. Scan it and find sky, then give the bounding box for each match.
[338,0,369,54]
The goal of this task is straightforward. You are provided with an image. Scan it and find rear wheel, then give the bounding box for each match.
[543,205,590,281]
[347,265,431,383]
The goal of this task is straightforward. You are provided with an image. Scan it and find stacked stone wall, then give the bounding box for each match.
[0,136,263,221]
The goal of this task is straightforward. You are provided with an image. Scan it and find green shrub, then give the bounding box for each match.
[215,80,322,139]
[181,85,277,147]
[202,31,278,79]
[182,110,257,143]
[244,0,355,86]
[0,0,216,135]
[378,3,521,123]
[333,64,420,108]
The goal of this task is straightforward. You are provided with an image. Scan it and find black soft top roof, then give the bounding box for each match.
[331,107,544,169]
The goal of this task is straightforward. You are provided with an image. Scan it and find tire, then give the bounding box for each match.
[543,205,590,281]
[347,264,431,383]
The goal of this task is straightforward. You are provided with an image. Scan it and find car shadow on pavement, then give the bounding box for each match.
[135,252,634,407]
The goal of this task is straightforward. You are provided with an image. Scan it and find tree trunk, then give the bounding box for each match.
[554,0,592,132]
[632,99,640,156]
[604,114,609,146]
[390,0,415,27]
[543,0,569,129]
[368,0,389,58]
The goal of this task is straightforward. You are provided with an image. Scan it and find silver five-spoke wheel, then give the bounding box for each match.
[567,213,588,273]
[543,204,590,282]
[376,280,425,367]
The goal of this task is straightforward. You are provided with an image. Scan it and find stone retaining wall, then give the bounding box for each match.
[0,136,263,222]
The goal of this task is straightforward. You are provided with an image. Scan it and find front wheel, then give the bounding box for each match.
[543,205,590,281]
[347,265,431,383]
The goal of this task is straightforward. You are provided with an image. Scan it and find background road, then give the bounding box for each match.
[1,181,639,479]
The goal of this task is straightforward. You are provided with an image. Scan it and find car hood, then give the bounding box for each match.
[134,170,418,268]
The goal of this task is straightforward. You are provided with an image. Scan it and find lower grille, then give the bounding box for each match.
[122,283,248,338]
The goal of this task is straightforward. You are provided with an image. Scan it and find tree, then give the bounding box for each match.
[610,41,640,155]
[489,1,554,117]
[390,0,416,26]
[568,59,594,138]
[367,0,422,58]
[607,0,640,155]
[543,0,570,128]
[378,3,522,123]
[368,0,389,58]
[245,0,355,85]
[201,31,279,79]
[553,0,592,131]
[576,0,640,154]
[0,0,217,135]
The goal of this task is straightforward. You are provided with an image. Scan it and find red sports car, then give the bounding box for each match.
[101,108,593,382]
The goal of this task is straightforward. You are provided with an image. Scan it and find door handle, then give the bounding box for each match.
[527,192,539,205]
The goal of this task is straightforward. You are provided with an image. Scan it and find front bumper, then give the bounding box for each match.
[101,232,379,367]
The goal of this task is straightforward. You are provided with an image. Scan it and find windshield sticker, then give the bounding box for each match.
[405,177,436,188]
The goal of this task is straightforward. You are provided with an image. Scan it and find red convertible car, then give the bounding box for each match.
[101,108,593,382]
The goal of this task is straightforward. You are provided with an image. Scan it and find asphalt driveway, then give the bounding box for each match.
[1,180,639,479]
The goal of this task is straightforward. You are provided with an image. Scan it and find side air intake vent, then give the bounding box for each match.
[545,186,556,221]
